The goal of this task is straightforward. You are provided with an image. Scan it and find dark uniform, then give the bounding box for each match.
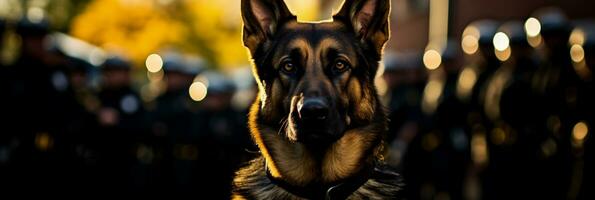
[60,56,101,190]
[570,22,595,200]
[480,21,541,200]
[196,71,252,199]
[94,57,145,191]
[398,41,470,200]
[145,54,202,193]
[529,8,578,200]
[381,52,428,199]
[3,17,77,189]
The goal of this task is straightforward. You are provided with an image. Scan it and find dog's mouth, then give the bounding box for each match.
[286,98,346,145]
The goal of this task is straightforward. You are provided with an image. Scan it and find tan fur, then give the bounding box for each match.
[322,128,378,182]
[347,77,375,121]
[261,127,317,186]
[259,78,284,122]
[251,110,381,186]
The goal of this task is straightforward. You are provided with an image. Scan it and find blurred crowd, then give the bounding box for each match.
[382,7,594,200]
[0,4,594,200]
[0,15,255,197]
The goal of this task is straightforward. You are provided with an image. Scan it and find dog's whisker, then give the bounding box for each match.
[277,118,288,136]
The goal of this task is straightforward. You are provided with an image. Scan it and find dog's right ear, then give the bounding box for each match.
[241,0,294,53]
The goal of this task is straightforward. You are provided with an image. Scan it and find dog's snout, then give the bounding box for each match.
[298,98,329,121]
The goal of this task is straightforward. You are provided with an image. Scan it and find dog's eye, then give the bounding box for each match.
[333,61,349,73]
[281,62,297,74]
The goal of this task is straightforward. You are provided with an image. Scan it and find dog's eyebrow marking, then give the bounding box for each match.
[287,37,311,60]
[317,37,340,51]
[317,37,342,58]
[317,37,355,65]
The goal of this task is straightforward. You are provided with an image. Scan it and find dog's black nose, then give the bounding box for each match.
[298,98,329,121]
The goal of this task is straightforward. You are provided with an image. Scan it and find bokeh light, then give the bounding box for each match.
[423,49,442,70]
[189,81,208,102]
[493,32,510,51]
[457,67,478,98]
[569,28,586,46]
[26,7,45,23]
[524,17,541,37]
[462,35,479,55]
[495,46,511,61]
[471,133,489,165]
[146,54,163,73]
[527,34,543,47]
[573,121,589,142]
[570,44,585,63]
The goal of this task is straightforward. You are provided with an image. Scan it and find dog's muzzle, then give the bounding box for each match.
[298,98,329,121]
[290,96,344,144]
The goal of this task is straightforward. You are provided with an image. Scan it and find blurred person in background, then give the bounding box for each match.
[449,20,501,199]
[570,22,595,200]
[528,8,580,200]
[60,56,101,190]
[94,56,145,191]
[398,41,469,200]
[480,21,542,200]
[382,52,425,178]
[146,53,202,194]
[456,20,501,130]
[382,52,426,147]
[4,16,77,189]
[196,71,251,199]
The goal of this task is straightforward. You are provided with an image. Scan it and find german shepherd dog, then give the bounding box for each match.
[233,0,401,199]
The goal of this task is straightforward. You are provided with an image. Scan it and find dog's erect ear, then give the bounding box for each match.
[334,0,390,53]
[241,0,294,53]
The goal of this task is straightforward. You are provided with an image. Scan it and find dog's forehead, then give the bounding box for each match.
[276,21,355,52]
[281,21,347,32]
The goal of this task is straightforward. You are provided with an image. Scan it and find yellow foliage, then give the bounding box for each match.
[70,0,323,68]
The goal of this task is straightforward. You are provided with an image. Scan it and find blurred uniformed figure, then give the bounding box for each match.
[569,22,595,200]
[530,7,577,142]
[457,20,500,105]
[381,52,428,199]
[59,56,101,189]
[382,52,426,146]
[8,17,52,155]
[4,17,76,189]
[146,53,202,193]
[480,21,542,200]
[196,71,251,198]
[456,20,501,139]
[382,51,425,175]
[399,42,470,200]
[449,20,501,200]
[527,8,580,200]
[94,56,144,190]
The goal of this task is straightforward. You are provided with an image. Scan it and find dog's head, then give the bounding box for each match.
[243,0,390,146]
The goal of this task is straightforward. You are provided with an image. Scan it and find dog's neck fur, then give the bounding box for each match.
[234,156,403,200]
[250,94,386,185]
[258,124,379,186]
[231,96,395,200]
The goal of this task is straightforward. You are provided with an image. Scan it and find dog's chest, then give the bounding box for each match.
[232,157,402,200]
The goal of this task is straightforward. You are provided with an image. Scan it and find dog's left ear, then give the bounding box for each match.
[241,0,294,54]
[334,0,391,53]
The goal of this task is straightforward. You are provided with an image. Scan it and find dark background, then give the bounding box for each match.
[0,0,594,199]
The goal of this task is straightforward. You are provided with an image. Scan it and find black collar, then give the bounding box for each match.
[265,162,374,200]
